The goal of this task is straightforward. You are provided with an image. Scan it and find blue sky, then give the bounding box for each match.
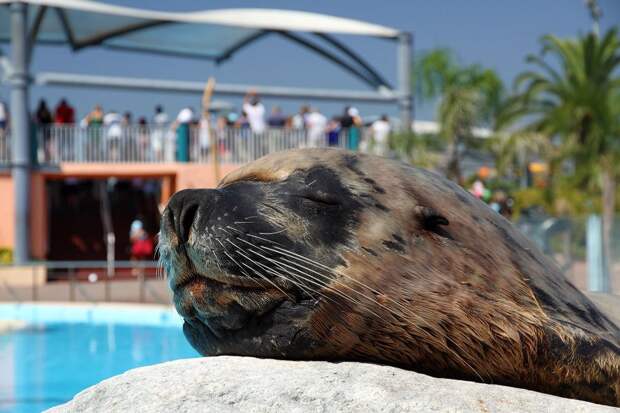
[1,0,619,122]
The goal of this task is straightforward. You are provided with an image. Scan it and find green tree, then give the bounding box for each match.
[413,49,504,182]
[515,28,620,288]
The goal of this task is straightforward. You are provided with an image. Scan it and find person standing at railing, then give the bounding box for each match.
[122,111,134,162]
[243,91,266,159]
[103,110,122,162]
[35,99,52,162]
[370,114,391,157]
[198,112,211,162]
[267,106,286,153]
[151,105,169,162]
[346,107,363,151]
[306,107,327,148]
[326,116,341,147]
[137,117,149,162]
[174,106,194,162]
[291,105,309,130]
[339,106,354,149]
[54,99,75,124]
[0,98,8,162]
[84,104,104,161]
[54,99,75,160]
[0,98,8,132]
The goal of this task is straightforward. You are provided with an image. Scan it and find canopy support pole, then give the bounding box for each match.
[10,2,30,264]
[397,32,412,132]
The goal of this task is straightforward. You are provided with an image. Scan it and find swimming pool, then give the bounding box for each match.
[0,303,198,413]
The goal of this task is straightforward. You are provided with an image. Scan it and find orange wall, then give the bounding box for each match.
[0,173,13,250]
[0,172,47,258]
[0,162,240,259]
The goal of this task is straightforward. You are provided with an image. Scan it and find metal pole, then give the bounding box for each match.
[397,32,413,132]
[10,2,30,264]
[35,72,399,103]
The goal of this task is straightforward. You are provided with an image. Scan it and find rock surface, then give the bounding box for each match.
[48,356,617,413]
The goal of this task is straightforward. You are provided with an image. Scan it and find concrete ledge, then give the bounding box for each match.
[47,356,616,412]
[0,265,46,287]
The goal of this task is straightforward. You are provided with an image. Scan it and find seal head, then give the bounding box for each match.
[159,149,620,406]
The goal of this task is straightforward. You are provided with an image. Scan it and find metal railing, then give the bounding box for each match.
[0,260,169,304]
[0,125,374,165]
[0,129,9,165]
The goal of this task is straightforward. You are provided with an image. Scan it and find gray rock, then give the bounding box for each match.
[47,356,618,413]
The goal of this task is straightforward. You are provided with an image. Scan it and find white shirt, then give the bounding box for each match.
[372,120,391,145]
[199,118,210,148]
[306,111,327,135]
[292,113,306,129]
[104,112,123,138]
[306,111,327,147]
[243,102,266,134]
[153,112,169,126]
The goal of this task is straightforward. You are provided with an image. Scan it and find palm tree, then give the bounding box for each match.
[514,28,620,289]
[413,49,504,183]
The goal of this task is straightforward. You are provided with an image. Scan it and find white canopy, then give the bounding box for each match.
[0,0,400,87]
[0,1,399,59]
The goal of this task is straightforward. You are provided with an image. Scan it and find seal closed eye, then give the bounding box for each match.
[159,148,620,407]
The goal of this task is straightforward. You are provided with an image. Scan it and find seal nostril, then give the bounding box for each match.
[179,203,199,243]
[165,188,218,244]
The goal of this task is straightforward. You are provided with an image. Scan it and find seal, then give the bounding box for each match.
[158,148,620,407]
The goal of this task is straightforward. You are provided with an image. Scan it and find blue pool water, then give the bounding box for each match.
[0,304,198,413]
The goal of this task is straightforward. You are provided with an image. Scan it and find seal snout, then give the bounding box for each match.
[165,188,218,244]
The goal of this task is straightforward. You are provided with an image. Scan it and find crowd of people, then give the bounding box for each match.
[0,92,393,163]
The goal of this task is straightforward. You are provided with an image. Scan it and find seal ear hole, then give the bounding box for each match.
[415,206,453,240]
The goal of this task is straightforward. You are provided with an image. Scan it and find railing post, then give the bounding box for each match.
[397,31,413,132]
[69,267,75,301]
[139,265,146,303]
[31,265,37,301]
[212,127,221,182]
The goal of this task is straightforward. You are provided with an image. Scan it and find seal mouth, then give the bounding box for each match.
[172,269,291,292]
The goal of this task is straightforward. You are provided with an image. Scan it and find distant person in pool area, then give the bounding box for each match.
[129,219,154,275]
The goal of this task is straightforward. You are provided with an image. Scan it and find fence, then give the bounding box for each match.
[0,125,374,165]
[1,216,619,304]
[0,128,9,164]
[517,215,620,293]
[0,260,168,304]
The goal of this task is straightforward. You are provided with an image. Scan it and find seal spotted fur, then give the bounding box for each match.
[159,149,620,406]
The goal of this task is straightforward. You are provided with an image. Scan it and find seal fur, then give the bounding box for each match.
[159,148,620,406]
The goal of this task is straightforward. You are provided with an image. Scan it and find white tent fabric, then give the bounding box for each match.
[0,0,399,60]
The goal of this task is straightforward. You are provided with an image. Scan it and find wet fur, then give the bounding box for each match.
[160,149,620,407]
